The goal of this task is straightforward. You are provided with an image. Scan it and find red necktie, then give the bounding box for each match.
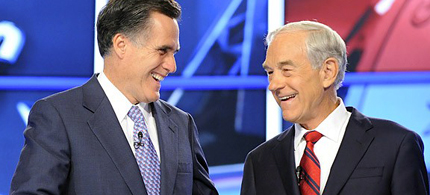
[299,131,323,195]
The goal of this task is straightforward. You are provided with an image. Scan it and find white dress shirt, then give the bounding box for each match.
[97,72,161,160]
[294,98,351,194]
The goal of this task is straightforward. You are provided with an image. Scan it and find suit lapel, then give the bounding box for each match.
[323,107,375,195]
[272,126,301,195]
[151,101,178,195]
[83,75,147,195]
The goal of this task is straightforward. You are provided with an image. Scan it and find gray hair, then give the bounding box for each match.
[266,21,347,89]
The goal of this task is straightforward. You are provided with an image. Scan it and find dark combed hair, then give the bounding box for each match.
[96,0,181,57]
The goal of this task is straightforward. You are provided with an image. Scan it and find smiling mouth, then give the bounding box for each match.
[151,73,165,82]
[279,94,297,101]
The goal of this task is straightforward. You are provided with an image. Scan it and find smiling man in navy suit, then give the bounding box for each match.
[10,0,218,194]
[240,21,428,195]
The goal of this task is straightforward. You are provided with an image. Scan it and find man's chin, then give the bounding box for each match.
[282,113,296,124]
[148,93,160,103]
[138,92,160,103]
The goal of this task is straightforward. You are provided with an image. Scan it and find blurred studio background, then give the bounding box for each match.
[1,0,429,194]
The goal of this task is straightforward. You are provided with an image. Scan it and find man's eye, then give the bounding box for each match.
[158,49,168,55]
[282,69,293,77]
[266,71,273,75]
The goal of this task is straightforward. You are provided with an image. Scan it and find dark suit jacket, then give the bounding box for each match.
[10,75,218,195]
[241,107,429,195]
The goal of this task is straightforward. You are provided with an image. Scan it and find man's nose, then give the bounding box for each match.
[164,55,177,73]
[268,74,284,92]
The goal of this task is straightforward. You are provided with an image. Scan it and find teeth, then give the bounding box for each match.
[151,73,164,81]
[280,94,296,101]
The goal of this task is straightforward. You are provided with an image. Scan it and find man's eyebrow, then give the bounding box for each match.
[263,60,296,70]
[278,60,294,68]
[157,45,180,53]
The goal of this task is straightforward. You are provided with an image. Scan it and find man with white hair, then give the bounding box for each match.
[241,21,428,195]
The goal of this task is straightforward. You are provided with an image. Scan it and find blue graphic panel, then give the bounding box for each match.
[162,0,269,168]
[0,0,94,77]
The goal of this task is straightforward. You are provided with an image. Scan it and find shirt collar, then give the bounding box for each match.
[98,72,137,121]
[294,98,349,149]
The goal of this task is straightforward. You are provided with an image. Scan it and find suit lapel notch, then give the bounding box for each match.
[152,101,177,132]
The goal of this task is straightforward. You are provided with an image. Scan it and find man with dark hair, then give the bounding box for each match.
[10,0,218,194]
[240,21,428,195]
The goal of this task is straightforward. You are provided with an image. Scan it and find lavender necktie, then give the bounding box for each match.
[127,106,161,195]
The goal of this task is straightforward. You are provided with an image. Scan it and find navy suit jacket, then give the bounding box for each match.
[241,107,429,195]
[10,75,218,195]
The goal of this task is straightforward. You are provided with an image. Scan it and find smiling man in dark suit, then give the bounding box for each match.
[240,21,428,195]
[10,0,218,194]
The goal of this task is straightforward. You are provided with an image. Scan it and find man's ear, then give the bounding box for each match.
[112,33,127,59]
[320,57,339,88]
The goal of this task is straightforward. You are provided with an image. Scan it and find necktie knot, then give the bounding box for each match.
[127,106,143,123]
[304,131,322,144]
